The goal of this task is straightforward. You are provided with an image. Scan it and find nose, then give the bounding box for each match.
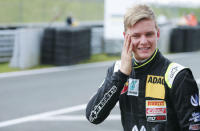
[140,35,148,45]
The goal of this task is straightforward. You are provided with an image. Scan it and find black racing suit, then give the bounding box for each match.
[86,49,200,131]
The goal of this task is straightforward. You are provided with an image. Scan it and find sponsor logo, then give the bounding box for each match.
[147,100,166,107]
[89,85,117,122]
[147,115,167,122]
[170,66,178,78]
[146,100,167,122]
[127,78,139,96]
[132,125,146,131]
[145,75,165,99]
[147,76,164,85]
[189,124,200,130]
[121,81,128,94]
[146,108,166,115]
[189,112,200,123]
[191,94,199,107]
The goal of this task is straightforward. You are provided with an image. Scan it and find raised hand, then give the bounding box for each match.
[120,34,133,75]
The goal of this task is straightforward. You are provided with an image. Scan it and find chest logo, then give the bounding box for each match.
[127,78,139,96]
[145,75,165,99]
[146,100,167,122]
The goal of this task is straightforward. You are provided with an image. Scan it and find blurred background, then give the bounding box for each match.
[0,0,200,131]
[0,0,103,23]
[0,0,200,71]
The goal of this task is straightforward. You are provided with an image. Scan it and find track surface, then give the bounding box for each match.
[0,51,200,131]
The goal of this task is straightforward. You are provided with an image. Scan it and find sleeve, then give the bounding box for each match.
[170,69,200,131]
[85,63,128,124]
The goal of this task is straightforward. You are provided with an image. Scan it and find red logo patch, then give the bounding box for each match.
[146,108,166,115]
[147,115,166,122]
[121,82,128,94]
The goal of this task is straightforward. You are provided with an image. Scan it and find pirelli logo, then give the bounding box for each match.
[145,75,165,99]
[147,100,166,107]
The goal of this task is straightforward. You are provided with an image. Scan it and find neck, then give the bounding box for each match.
[134,58,148,64]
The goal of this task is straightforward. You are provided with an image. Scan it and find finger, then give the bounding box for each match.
[128,41,133,54]
[128,36,133,53]
[123,33,129,49]
[122,34,128,55]
[126,34,131,53]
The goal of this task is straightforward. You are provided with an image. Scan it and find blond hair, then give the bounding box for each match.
[124,4,158,32]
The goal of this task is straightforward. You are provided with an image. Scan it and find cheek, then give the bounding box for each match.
[131,38,138,46]
[149,36,157,43]
[130,40,136,50]
[131,43,137,52]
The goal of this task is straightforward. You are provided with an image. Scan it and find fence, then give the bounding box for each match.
[0,22,103,68]
[1,23,200,68]
[0,30,15,63]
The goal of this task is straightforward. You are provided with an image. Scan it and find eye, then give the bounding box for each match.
[131,34,140,39]
[146,32,154,37]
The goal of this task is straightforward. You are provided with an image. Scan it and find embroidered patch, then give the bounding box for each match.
[147,115,167,122]
[145,75,165,99]
[121,81,128,94]
[189,112,200,123]
[127,78,139,96]
[165,63,185,88]
[146,100,167,122]
[191,94,199,107]
[189,124,200,130]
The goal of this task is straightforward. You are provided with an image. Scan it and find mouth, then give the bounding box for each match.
[138,47,151,51]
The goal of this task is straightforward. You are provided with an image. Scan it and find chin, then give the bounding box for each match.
[139,54,151,60]
[134,50,154,60]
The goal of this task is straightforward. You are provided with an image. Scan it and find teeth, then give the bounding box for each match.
[139,47,149,50]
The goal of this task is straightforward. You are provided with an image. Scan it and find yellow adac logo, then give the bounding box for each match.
[145,75,165,99]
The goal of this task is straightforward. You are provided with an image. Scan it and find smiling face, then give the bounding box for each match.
[124,18,160,61]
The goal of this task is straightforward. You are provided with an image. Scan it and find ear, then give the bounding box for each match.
[123,32,126,38]
[157,28,160,39]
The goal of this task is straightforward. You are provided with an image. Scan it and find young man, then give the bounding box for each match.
[86,4,200,131]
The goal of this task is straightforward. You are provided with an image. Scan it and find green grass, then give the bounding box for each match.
[0,63,54,73]
[0,0,200,24]
[0,63,19,73]
[0,0,104,24]
[80,53,120,64]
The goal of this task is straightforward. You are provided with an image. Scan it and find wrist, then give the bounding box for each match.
[120,68,131,75]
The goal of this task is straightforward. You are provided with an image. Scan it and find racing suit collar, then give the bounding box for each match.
[133,48,158,69]
[134,57,148,64]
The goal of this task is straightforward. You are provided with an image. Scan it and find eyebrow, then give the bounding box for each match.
[131,30,155,35]
[146,31,155,34]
